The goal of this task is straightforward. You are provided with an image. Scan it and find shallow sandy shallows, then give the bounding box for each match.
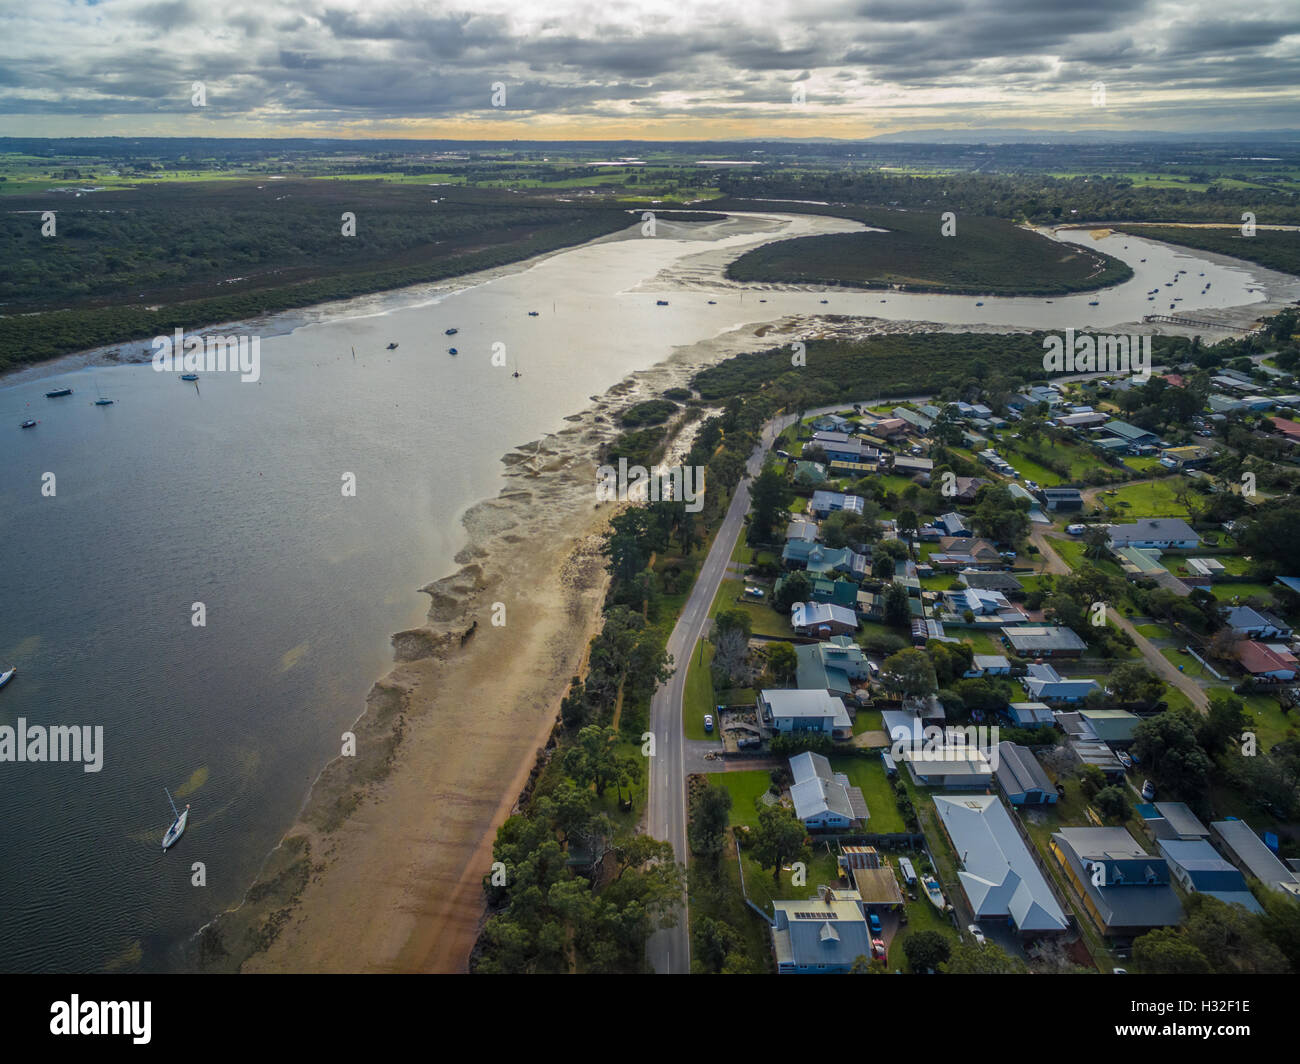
[230,320,793,974]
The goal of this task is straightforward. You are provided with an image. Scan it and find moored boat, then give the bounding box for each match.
[21,420,37,429]
[0,665,15,689]
[45,387,73,398]
[180,374,198,382]
[162,788,190,850]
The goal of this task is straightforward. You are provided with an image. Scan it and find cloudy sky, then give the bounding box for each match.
[1,0,1298,139]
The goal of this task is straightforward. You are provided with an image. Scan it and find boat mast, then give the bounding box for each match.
[165,787,180,820]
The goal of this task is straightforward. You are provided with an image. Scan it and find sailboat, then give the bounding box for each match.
[93,377,113,405]
[162,788,190,850]
[0,665,15,689]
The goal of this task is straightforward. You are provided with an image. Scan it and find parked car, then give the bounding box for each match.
[743,587,764,599]
[1066,524,1087,535]
[1141,779,1156,800]
[967,924,987,947]
[703,714,714,734]
[867,912,883,934]
[871,937,887,959]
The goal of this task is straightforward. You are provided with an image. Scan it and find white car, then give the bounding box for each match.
[703,714,714,733]
[743,587,764,599]
[1141,779,1156,801]
[1066,524,1086,535]
[967,924,986,947]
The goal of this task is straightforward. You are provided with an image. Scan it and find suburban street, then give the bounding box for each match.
[646,411,796,974]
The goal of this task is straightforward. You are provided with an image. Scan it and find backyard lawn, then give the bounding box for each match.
[831,755,906,833]
[1097,478,1187,519]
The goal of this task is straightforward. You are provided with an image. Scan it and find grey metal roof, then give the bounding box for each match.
[934,794,1068,933]
[995,742,1055,799]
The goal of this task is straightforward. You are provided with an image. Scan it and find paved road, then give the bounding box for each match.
[646,411,796,974]
[1030,529,1209,712]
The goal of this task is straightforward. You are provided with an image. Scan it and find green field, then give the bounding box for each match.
[1097,478,1188,518]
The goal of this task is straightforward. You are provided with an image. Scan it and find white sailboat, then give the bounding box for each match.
[162,787,190,850]
[0,665,15,689]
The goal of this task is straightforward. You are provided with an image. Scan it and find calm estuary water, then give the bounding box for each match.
[0,214,1268,971]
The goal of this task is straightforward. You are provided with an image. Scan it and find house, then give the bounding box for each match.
[946,587,1013,618]
[785,518,819,543]
[932,537,1002,569]
[809,432,879,464]
[1116,546,1167,581]
[1236,640,1298,681]
[935,512,970,537]
[1221,606,1293,641]
[892,456,934,480]
[791,601,859,638]
[899,745,993,789]
[809,490,865,518]
[782,542,868,580]
[793,460,829,486]
[759,689,853,737]
[1001,626,1087,658]
[795,636,871,696]
[1021,663,1100,704]
[1050,828,1183,936]
[889,407,930,433]
[770,887,874,973]
[1156,840,1264,914]
[959,570,1024,594]
[1040,487,1084,513]
[964,654,1012,677]
[1069,740,1126,781]
[1100,420,1160,451]
[806,577,861,612]
[1008,702,1056,727]
[839,847,904,908]
[811,414,853,433]
[940,476,984,504]
[1208,394,1246,413]
[995,743,1059,806]
[1160,445,1212,470]
[933,794,1069,934]
[1107,518,1200,550]
[1136,802,1210,843]
[1210,819,1300,897]
[873,416,911,438]
[1269,416,1300,444]
[1078,709,1140,745]
[789,751,868,829]
[1055,411,1109,429]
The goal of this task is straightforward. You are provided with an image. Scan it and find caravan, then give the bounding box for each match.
[898,857,917,887]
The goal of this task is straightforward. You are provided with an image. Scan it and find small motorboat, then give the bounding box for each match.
[45,387,72,398]
[448,348,458,355]
[387,342,399,350]
[444,328,458,335]
[180,374,198,382]
[162,788,189,851]
[1140,258,1146,262]
[512,370,521,378]
[528,311,539,317]
[655,300,669,306]
[819,299,828,304]
[922,874,946,909]
[94,398,114,406]
[0,665,15,689]
[20,420,37,429]
[1088,300,1099,306]
[975,301,984,307]
[708,300,717,304]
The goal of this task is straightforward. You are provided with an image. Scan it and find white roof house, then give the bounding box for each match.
[933,794,1069,934]
[1107,518,1200,550]
[789,751,867,829]
[759,689,852,735]
[790,601,859,637]
[899,746,993,788]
